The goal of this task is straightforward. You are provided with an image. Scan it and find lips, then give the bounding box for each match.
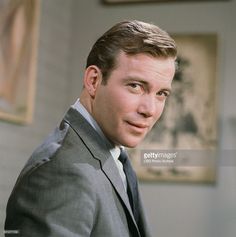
[127,121,148,128]
[126,121,149,133]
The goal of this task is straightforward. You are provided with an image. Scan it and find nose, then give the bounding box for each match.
[137,94,162,118]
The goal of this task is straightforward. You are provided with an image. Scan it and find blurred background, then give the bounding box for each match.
[0,0,236,236]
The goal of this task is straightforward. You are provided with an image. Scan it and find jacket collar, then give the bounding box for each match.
[63,107,140,236]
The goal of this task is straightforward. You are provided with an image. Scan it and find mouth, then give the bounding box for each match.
[126,121,149,133]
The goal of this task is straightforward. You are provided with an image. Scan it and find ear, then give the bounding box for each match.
[83,65,102,98]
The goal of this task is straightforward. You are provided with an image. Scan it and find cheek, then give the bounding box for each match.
[109,90,137,113]
[154,102,166,120]
[98,90,125,122]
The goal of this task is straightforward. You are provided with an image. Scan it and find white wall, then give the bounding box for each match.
[1,0,236,236]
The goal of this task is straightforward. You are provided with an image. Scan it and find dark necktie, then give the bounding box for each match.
[118,149,140,224]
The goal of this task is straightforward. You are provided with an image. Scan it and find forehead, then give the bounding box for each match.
[114,51,176,82]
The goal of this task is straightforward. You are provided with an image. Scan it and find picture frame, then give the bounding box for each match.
[103,0,173,2]
[0,0,40,124]
[103,0,172,3]
[103,0,226,3]
[129,34,218,183]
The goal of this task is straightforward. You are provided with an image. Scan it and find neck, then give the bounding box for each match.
[79,90,93,115]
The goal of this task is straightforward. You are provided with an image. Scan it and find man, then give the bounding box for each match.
[5,20,177,237]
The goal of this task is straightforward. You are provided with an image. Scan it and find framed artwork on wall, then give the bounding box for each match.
[128,34,218,183]
[103,0,227,3]
[0,0,40,124]
[103,0,173,2]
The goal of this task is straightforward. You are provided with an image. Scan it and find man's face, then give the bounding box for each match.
[92,51,176,148]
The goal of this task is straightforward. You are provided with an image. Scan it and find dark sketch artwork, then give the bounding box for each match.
[130,34,218,183]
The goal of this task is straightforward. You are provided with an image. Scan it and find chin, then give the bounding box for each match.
[113,131,147,148]
[120,137,144,148]
[125,143,139,148]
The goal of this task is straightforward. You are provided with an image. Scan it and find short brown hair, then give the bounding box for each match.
[86,20,177,83]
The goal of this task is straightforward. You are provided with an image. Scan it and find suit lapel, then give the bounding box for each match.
[63,108,140,235]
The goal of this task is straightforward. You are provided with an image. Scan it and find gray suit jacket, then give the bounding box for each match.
[5,107,151,237]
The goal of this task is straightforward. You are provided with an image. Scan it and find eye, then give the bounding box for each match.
[156,90,170,100]
[129,83,140,89]
[128,83,143,93]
